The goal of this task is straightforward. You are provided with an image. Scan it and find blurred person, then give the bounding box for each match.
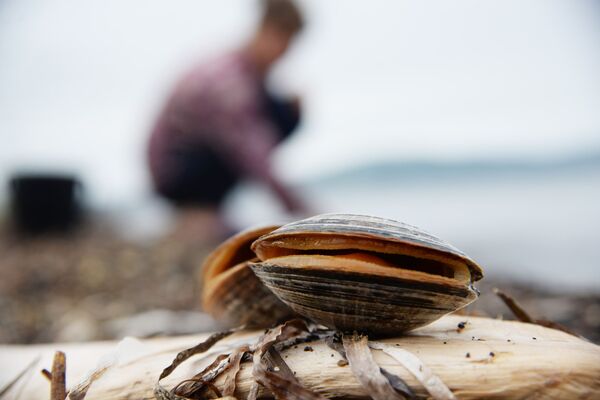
[148,0,307,238]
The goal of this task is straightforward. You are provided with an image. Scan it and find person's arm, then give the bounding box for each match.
[207,74,307,213]
[264,171,306,213]
[218,115,307,213]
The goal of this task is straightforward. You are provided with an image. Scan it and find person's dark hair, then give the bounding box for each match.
[261,0,304,34]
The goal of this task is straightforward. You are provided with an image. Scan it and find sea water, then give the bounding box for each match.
[225,160,600,292]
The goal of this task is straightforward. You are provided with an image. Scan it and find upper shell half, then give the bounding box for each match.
[250,214,484,336]
[201,225,295,328]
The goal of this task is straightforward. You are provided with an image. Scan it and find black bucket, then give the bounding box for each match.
[9,174,83,234]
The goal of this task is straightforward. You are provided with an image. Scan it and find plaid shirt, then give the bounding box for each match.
[148,50,281,192]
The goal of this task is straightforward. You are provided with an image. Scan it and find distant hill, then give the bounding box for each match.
[309,150,600,186]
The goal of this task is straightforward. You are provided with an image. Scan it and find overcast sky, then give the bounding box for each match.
[1,0,599,205]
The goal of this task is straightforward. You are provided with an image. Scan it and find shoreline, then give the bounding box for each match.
[1,220,598,345]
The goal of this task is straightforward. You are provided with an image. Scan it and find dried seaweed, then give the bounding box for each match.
[172,353,230,398]
[493,288,534,323]
[155,320,325,400]
[265,348,295,377]
[260,347,327,400]
[370,341,456,400]
[154,384,189,400]
[157,362,232,400]
[494,288,581,337]
[68,363,112,400]
[342,333,407,400]
[379,369,415,399]
[0,355,41,399]
[50,351,67,400]
[221,345,249,397]
[172,378,222,398]
[159,330,234,381]
[154,320,429,400]
[327,332,414,398]
[248,380,259,400]
[275,327,334,352]
[155,330,235,400]
[249,319,326,400]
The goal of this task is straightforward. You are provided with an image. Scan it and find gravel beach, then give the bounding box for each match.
[1,219,598,345]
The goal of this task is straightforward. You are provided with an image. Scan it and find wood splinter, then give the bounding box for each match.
[49,350,66,400]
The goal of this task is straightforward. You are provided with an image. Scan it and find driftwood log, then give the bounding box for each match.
[1,315,599,399]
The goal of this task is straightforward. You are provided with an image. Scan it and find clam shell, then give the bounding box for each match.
[201,225,294,327]
[250,213,483,336]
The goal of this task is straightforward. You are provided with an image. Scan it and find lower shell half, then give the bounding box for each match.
[251,262,478,336]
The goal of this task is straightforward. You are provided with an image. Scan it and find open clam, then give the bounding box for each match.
[250,214,484,336]
[201,225,295,328]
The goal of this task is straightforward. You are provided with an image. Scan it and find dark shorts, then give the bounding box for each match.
[157,145,239,206]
